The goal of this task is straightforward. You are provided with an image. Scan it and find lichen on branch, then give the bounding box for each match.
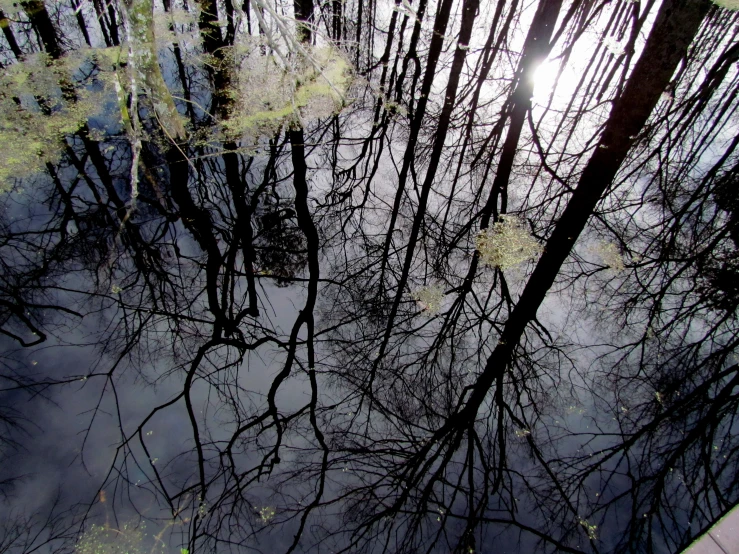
[475,216,542,269]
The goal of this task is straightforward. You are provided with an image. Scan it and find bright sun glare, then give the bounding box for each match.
[531,59,579,105]
[532,60,561,100]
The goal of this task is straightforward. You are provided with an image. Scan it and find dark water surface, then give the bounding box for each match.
[1,0,738,552]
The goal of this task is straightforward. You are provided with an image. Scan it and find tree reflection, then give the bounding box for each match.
[0,0,738,553]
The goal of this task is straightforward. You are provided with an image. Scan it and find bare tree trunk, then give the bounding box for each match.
[479,0,563,226]
[452,0,712,429]
[370,0,472,383]
[21,0,62,58]
[0,9,23,58]
[103,0,120,45]
[91,0,112,46]
[224,0,236,44]
[122,0,186,140]
[391,0,428,104]
[70,0,92,46]
[294,0,315,43]
[241,0,253,34]
[354,0,362,66]
[332,0,342,41]
[199,0,224,54]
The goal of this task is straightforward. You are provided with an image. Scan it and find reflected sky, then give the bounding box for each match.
[0,0,738,553]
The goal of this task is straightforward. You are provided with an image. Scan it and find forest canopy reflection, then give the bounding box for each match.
[0,0,738,553]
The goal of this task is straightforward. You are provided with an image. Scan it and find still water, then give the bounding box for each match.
[0,0,738,552]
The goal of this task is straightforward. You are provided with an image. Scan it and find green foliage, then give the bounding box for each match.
[121,0,186,140]
[75,523,147,554]
[590,241,625,271]
[258,506,276,524]
[710,0,739,9]
[578,518,598,540]
[0,0,23,11]
[0,50,120,191]
[222,43,354,139]
[74,518,177,554]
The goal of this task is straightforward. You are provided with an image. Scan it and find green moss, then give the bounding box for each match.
[122,0,186,140]
[75,523,148,554]
[710,0,739,9]
[92,46,126,70]
[0,51,121,191]
[221,44,354,140]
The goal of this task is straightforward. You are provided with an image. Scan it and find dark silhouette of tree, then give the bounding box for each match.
[1,1,738,554]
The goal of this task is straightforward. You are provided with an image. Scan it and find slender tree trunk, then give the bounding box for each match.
[71,0,92,46]
[106,0,120,45]
[479,0,563,226]
[439,0,516,236]
[224,0,236,44]
[0,10,23,59]
[199,0,224,55]
[376,0,459,294]
[242,0,252,34]
[90,0,119,45]
[294,0,315,43]
[225,152,260,317]
[174,42,197,125]
[91,0,112,47]
[22,0,62,58]
[332,0,342,41]
[376,0,401,97]
[122,0,186,140]
[392,0,428,104]
[167,148,232,338]
[370,0,477,385]
[451,0,712,428]
[355,0,362,66]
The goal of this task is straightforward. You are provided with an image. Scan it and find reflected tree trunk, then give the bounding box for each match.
[373,0,480,388]
[21,0,62,58]
[294,0,315,43]
[0,9,23,59]
[224,0,236,44]
[2,0,738,552]
[199,0,224,56]
[122,0,186,141]
[452,0,712,429]
[92,0,113,46]
[71,0,92,47]
[478,0,563,226]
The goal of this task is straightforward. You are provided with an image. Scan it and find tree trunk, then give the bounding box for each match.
[91,0,112,46]
[224,0,236,44]
[71,0,92,47]
[22,0,62,58]
[370,0,478,383]
[122,0,186,140]
[0,9,23,59]
[479,0,563,226]
[332,0,342,41]
[242,0,252,34]
[106,0,120,45]
[294,0,315,43]
[453,0,712,428]
[198,0,224,55]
